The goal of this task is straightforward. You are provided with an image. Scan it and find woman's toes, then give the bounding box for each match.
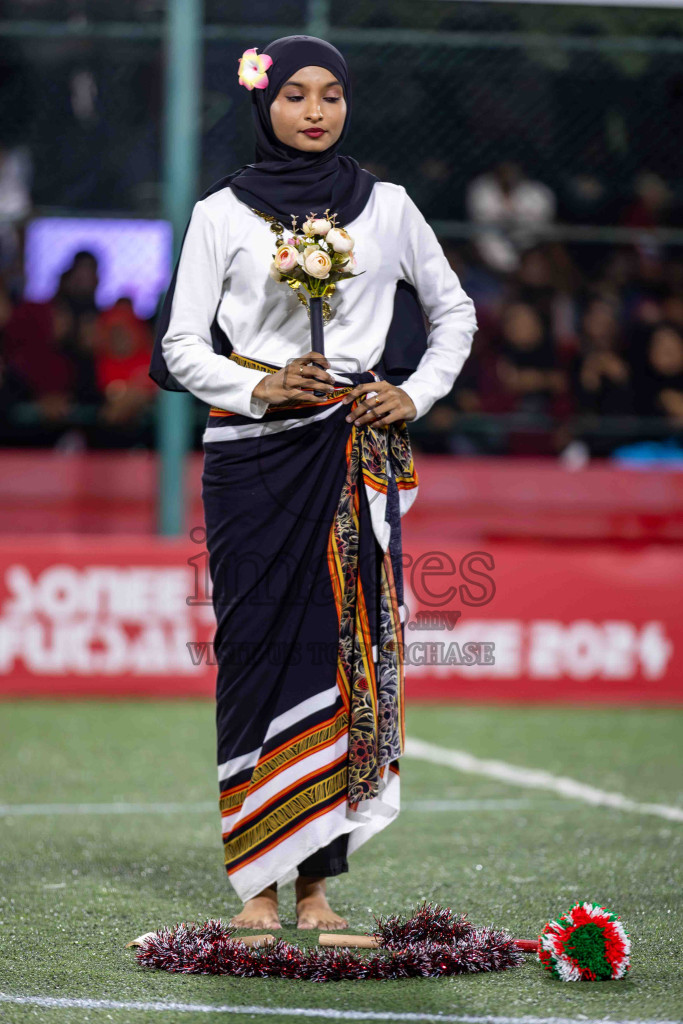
[231,917,281,929]
[230,896,281,930]
[323,917,348,930]
[296,899,348,930]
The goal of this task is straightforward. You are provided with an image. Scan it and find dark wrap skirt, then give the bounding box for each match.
[201,352,418,901]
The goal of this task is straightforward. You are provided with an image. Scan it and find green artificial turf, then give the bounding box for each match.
[0,702,681,1023]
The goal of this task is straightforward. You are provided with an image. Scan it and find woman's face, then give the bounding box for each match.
[518,248,552,288]
[270,65,346,153]
[582,299,619,349]
[649,327,683,376]
[502,303,544,349]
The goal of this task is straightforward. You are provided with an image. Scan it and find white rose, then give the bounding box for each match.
[302,218,316,235]
[326,227,354,253]
[310,218,332,235]
[303,248,332,279]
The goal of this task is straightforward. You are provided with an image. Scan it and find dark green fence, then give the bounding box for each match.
[2,2,682,224]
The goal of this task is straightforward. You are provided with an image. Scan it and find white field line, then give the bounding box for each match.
[408,798,527,812]
[0,996,678,1024]
[0,800,218,816]
[0,798,527,818]
[4,737,681,824]
[405,737,683,823]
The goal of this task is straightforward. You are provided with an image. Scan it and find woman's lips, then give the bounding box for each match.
[302,129,325,137]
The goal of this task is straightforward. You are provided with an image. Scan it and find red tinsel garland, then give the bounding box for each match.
[135,902,525,982]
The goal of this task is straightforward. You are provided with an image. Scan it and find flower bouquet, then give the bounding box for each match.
[268,211,364,366]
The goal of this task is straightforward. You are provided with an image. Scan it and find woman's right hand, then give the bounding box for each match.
[251,351,337,407]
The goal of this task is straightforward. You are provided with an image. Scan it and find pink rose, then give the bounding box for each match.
[274,244,299,273]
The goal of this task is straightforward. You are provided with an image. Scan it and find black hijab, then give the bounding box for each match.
[149,34,427,392]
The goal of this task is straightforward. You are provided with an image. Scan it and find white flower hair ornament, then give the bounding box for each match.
[237,47,273,91]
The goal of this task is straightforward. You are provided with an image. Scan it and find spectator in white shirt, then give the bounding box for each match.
[466,160,556,274]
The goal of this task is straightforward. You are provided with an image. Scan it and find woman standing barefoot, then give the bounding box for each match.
[150,35,477,930]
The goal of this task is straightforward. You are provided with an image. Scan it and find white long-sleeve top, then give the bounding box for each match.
[161,181,478,422]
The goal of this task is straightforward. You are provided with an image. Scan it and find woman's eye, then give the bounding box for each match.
[286,96,341,103]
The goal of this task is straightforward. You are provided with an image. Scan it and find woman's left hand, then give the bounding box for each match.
[341,381,417,427]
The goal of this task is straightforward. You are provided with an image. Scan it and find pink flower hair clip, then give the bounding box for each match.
[237,47,273,91]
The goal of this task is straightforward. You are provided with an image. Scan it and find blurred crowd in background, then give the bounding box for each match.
[1,148,683,458]
[2,0,683,461]
[432,161,683,459]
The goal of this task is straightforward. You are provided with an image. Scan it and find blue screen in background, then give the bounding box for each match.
[23,217,173,320]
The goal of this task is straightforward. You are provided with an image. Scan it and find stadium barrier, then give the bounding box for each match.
[1,453,681,703]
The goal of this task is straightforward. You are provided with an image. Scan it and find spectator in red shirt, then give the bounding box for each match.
[2,296,77,421]
[94,298,155,426]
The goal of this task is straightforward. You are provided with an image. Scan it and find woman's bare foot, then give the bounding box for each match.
[230,885,281,929]
[295,876,348,930]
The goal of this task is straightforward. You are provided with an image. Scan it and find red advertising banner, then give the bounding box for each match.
[0,534,680,703]
[1,451,682,542]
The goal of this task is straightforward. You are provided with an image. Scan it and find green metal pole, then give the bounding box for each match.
[157,0,203,536]
[306,0,330,36]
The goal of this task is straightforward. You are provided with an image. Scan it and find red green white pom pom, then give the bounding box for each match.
[538,902,630,982]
